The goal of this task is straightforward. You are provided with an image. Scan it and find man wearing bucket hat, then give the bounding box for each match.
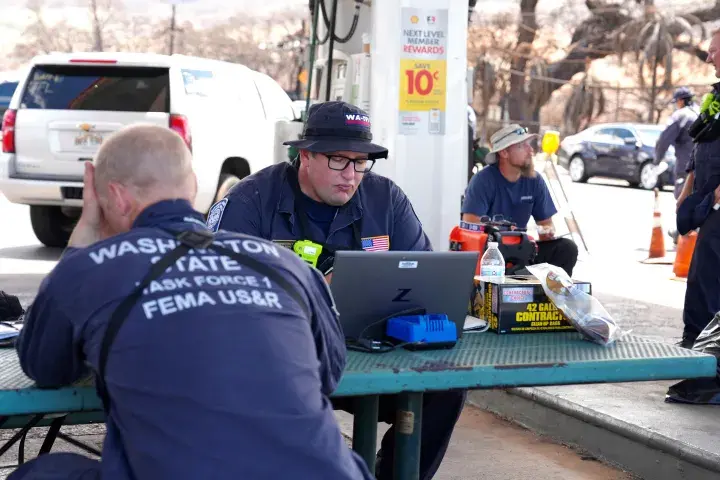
[461,124,579,275]
[206,100,465,480]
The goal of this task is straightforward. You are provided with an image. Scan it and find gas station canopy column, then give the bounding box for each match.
[309,0,472,250]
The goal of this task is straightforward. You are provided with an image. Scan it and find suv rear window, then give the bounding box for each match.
[20,65,170,112]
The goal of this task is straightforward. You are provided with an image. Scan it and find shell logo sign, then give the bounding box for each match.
[410,15,419,23]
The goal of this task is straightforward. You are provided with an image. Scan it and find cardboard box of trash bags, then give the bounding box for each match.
[469,275,592,334]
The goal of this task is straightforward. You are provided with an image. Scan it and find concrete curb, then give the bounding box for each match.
[468,388,720,480]
[511,387,719,472]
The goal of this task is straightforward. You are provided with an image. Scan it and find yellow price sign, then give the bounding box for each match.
[398,59,446,112]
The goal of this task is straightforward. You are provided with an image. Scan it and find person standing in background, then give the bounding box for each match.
[656,87,700,244]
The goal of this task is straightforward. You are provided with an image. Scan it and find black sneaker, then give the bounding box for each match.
[677,331,698,349]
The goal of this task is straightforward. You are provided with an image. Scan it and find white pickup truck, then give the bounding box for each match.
[0,52,297,247]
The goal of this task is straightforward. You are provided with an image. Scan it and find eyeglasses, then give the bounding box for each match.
[494,127,529,145]
[322,154,376,173]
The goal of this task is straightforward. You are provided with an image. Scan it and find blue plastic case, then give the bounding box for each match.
[386,314,458,349]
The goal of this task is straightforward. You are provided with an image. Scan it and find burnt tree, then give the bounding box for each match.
[512,0,720,124]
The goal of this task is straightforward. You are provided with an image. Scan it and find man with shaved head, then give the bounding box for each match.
[12,124,373,479]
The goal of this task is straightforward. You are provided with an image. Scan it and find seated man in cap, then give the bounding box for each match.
[462,124,579,275]
[207,100,465,480]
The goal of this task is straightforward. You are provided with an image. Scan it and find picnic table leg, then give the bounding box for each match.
[0,414,43,458]
[394,392,423,480]
[352,395,379,473]
[38,416,67,456]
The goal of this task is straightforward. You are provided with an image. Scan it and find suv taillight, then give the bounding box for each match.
[1,109,16,154]
[170,114,192,152]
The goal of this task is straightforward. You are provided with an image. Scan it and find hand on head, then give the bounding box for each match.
[67,162,107,248]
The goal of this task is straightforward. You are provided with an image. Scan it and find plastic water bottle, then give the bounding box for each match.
[480,242,505,278]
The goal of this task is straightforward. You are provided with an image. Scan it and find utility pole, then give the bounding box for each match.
[90,0,104,52]
[168,4,177,55]
[166,0,197,55]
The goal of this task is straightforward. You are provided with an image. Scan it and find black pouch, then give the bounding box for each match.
[0,291,24,322]
[692,116,720,143]
[688,115,708,139]
[0,291,24,348]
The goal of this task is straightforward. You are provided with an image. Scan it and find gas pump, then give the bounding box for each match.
[303,0,477,250]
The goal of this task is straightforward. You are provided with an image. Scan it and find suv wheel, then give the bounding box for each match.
[30,206,74,248]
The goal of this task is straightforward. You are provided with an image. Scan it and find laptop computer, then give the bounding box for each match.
[330,250,480,341]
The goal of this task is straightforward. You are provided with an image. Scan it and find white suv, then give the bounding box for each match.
[0,52,296,247]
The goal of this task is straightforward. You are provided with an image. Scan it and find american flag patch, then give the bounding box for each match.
[361,235,390,251]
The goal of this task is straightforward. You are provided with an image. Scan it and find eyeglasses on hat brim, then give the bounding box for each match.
[494,127,530,145]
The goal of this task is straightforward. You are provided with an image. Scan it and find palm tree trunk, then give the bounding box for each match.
[649,44,659,123]
[507,0,539,124]
[647,0,659,123]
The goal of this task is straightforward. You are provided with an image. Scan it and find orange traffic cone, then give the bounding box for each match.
[673,231,697,278]
[648,189,666,257]
[642,188,673,264]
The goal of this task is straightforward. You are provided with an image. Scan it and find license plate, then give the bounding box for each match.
[74,133,104,147]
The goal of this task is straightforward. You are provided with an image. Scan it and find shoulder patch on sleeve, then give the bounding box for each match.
[206,198,228,232]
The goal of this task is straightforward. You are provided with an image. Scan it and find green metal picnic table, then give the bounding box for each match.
[0,331,714,479]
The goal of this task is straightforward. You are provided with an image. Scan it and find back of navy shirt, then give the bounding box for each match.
[16,200,372,480]
[461,164,557,229]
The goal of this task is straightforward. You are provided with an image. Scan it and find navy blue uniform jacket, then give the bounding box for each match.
[655,105,699,176]
[207,162,433,252]
[17,200,373,480]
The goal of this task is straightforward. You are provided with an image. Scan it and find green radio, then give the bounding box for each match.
[293,240,324,268]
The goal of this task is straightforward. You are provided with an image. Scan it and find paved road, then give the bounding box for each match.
[555,170,688,343]
[0,171,681,479]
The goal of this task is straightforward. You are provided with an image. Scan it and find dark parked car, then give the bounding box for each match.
[0,80,18,119]
[557,123,676,190]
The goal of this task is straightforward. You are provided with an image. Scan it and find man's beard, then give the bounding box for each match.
[520,161,536,178]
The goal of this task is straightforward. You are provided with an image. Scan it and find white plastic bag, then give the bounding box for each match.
[526,263,628,346]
